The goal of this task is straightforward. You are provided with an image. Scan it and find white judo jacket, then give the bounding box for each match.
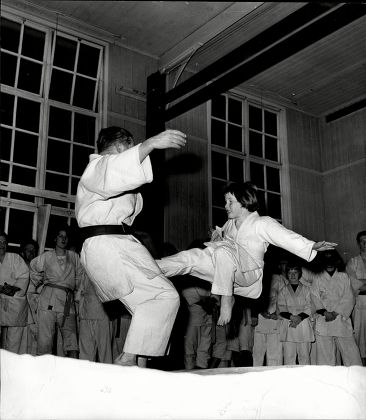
[310,270,355,337]
[75,144,154,301]
[207,212,317,292]
[277,277,315,343]
[0,253,29,326]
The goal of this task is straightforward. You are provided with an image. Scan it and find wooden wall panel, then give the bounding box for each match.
[321,109,366,259]
[321,109,366,171]
[286,108,322,170]
[322,162,365,261]
[163,137,209,251]
[163,69,209,250]
[288,166,325,240]
[286,108,325,242]
[108,44,158,130]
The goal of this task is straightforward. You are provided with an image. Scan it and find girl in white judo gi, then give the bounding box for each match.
[75,127,187,367]
[30,227,83,357]
[157,182,337,326]
[277,261,314,365]
[346,230,366,366]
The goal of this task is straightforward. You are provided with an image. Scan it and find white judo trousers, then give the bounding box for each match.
[157,211,317,300]
[310,270,362,366]
[76,144,180,357]
[157,246,262,298]
[80,235,179,356]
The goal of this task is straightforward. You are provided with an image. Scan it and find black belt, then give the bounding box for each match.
[79,224,134,243]
[359,291,366,296]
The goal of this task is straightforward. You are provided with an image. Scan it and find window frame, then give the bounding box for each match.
[207,90,292,228]
[0,8,109,247]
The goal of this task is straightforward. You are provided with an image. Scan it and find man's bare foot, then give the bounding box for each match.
[217,295,234,326]
[114,352,137,366]
[137,356,148,367]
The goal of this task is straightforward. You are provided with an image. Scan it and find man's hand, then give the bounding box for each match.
[149,130,187,150]
[139,130,187,162]
[289,314,301,328]
[312,241,338,251]
[251,317,258,327]
[324,311,338,322]
[0,283,21,296]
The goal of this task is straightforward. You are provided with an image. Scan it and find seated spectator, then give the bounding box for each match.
[0,231,30,354]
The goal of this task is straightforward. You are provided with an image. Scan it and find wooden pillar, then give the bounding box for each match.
[136,71,166,250]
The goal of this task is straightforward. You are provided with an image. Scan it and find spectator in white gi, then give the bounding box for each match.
[310,250,362,366]
[252,256,286,366]
[157,182,337,327]
[0,232,30,354]
[20,238,39,355]
[30,226,83,358]
[75,127,186,367]
[78,269,113,363]
[181,276,212,369]
[277,260,314,365]
[346,230,366,366]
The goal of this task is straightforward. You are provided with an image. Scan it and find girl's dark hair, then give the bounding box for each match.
[223,181,259,212]
[286,259,303,278]
[356,231,366,242]
[97,126,134,153]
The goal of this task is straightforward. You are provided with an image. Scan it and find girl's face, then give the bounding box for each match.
[358,235,366,253]
[55,231,68,249]
[287,268,301,283]
[224,193,247,220]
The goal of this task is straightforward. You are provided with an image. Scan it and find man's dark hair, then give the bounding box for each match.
[223,181,259,212]
[97,126,134,154]
[356,231,366,243]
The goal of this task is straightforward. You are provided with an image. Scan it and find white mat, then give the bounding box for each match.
[1,349,365,419]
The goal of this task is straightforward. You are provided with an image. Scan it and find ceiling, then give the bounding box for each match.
[5,1,366,118]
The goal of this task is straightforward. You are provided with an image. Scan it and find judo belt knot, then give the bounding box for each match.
[44,283,74,327]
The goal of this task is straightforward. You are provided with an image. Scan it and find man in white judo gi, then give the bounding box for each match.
[157,182,337,326]
[75,126,186,367]
[310,250,362,366]
[346,230,366,366]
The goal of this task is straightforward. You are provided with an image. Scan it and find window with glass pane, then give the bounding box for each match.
[0,15,104,245]
[210,94,283,226]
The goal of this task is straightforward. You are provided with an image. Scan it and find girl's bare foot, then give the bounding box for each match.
[217,295,234,325]
[114,352,137,366]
